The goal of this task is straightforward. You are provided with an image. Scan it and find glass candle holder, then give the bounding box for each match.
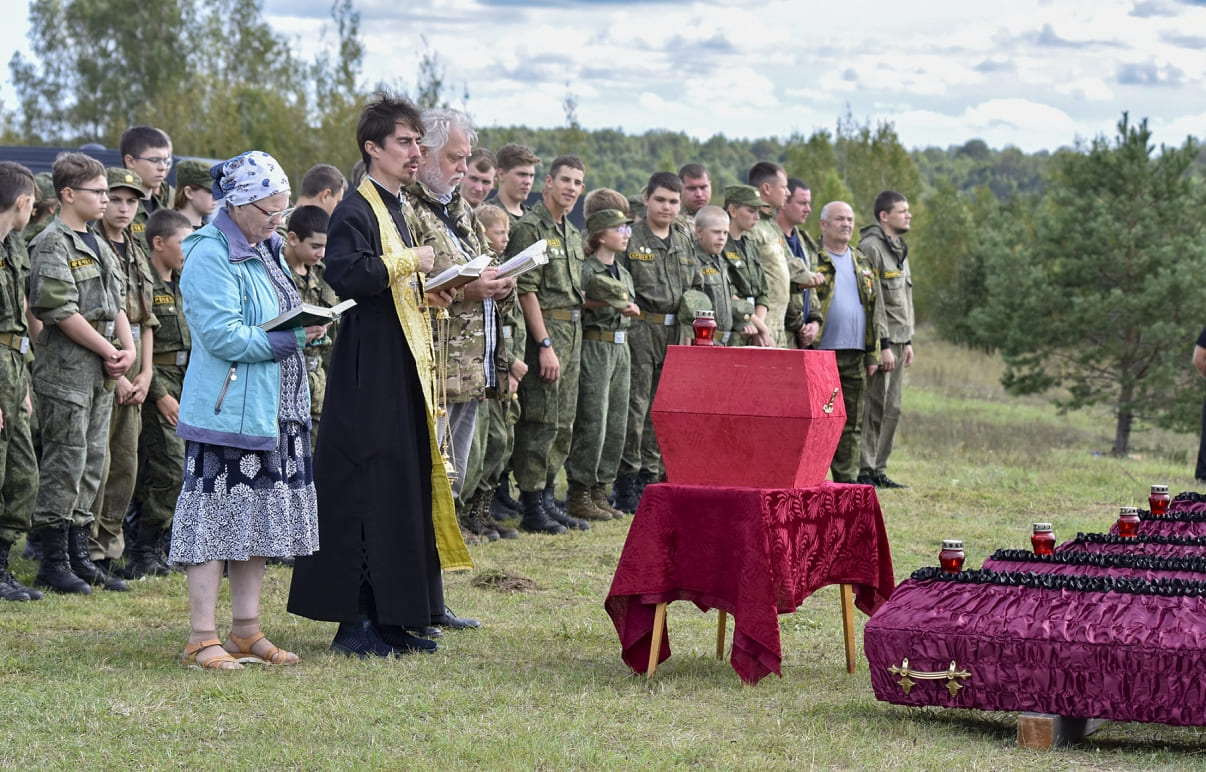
[1117,506,1141,539]
[939,539,965,574]
[1031,523,1055,556]
[692,310,717,346]
[1149,484,1170,518]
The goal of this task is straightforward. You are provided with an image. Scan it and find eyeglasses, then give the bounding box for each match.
[133,155,173,169]
[249,201,295,222]
[612,225,632,236]
[70,187,110,198]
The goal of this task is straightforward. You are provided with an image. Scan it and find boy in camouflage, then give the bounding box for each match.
[29,152,135,594]
[0,161,42,601]
[130,208,193,577]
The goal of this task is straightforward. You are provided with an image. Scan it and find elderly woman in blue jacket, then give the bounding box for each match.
[171,151,325,670]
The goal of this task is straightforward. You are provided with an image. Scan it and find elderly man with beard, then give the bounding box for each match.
[407,108,514,544]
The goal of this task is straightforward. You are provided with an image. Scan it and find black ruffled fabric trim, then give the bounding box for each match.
[1137,508,1206,523]
[1173,490,1206,502]
[909,566,1206,597]
[1070,531,1206,546]
[989,548,1206,573]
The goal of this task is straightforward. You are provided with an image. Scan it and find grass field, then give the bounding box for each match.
[3,330,1206,770]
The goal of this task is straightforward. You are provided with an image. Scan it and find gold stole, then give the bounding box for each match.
[359,178,471,571]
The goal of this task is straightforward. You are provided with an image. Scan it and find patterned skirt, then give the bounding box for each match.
[169,421,320,564]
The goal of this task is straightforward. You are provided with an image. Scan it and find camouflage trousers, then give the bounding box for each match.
[860,342,906,477]
[32,366,113,530]
[134,366,185,533]
[513,318,580,493]
[619,319,673,477]
[458,399,490,509]
[90,396,141,560]
[566,337,630,488]
[473,395,518,500]
[0,351,37,545]
[830,350,867,484]
[306,353,326,452]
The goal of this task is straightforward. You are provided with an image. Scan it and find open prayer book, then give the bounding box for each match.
[260,298,357,331]
[496,239,549,280]
[425,254,493,294]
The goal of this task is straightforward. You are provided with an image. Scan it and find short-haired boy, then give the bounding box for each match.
[28,152,135,594]
[0,161,42,601]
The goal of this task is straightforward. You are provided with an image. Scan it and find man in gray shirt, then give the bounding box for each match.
[809,202,883,483]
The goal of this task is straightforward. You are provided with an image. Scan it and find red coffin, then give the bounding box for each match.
[651,346,844,488]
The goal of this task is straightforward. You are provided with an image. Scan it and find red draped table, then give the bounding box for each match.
[604,482,895,684]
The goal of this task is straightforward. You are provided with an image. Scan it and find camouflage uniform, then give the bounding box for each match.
[29,218,125,529]
[506,201,584,494]
[809,244,882,483]
[0,233,37,547]
[784,227,824,346]
[129,186,172,254]
[407,181,512,502]
[695,242,756,347]
[89,224,158,560]
[617,220,701,479]
[566,255,633,488]
[473,300,524,501]
[748,213,793,347]
[134,267,190,534]
[290,261,340,450]
[858,222,912,479]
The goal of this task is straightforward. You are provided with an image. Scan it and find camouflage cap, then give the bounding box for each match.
[585,208,633,234]
[106,167,144,195]
[678,288,713,325]
[585,271,632,310]
[175,159,212,190]
[34,172,55,201]
[730,296,756,327]
[724,184,765,210]
[627,194,646,220]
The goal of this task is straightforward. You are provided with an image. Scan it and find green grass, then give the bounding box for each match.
[4,328,1206,769]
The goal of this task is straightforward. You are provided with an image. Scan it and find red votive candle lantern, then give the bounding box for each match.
[692,310,717,346]
[1031,523,1055,556]
[1117,506,1141,538]
[939,539,965,574]
[1149,484,1170,518]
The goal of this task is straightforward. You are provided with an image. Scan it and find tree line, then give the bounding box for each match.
[5,0,1206,454]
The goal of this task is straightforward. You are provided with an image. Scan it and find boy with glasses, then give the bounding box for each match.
[120,125,174,251]
[28,152,135,594]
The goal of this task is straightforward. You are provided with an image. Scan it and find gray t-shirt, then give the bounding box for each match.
[817,247,865,351]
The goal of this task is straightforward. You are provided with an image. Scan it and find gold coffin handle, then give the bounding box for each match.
[822,387,839,415]
[888,658,971,697]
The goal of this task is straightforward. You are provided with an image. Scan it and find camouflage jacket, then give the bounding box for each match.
[619,219,701,316]
[722,233,768,310]
[581,256,634,334]
[810,243,883,368]
[407,180,513,401]
[857,223,913,344]
[507,200,584,311]
[146,267,190,403]
[785,227,824,342]
[0,232,31,342]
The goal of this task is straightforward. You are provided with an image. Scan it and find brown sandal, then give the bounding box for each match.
[224,631,300,665]
[183,638,244,671]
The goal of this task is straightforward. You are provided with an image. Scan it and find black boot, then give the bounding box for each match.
[21,530,42,561]
[493,478,522,516]
[612,473,641,514]
[475,490,517,539]
[68,526,127,592]
[0,539,34,601]
[544,486,588,530]
[123,523,172,579]
[518,490,566,535]
[34,525,91,595]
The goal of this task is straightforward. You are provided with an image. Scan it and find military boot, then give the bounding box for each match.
[458,501,497,543]
[591,484,626,518]
[493,479,522,517]
[568,483,612,521]
[465,492,500,542]
[34,525,91,595]
[543,486,588,530]
[612,473,641,514]
[1,538,34,601]
[123,522,172,579]
[68,526,127,592]
[518,490,566,535]
[476,490,518,539]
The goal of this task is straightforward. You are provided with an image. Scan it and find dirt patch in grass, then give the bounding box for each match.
[471,568,538,592]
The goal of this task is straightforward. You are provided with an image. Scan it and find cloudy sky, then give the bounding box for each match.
[4,0,1205,152]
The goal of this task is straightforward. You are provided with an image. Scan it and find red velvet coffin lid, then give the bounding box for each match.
[651,346,845,488]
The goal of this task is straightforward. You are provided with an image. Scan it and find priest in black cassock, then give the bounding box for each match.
[288,93,474,656]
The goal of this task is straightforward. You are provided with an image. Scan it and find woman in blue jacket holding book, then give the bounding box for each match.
[170,151,325,670]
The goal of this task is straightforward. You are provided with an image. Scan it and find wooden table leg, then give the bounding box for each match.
[716,610,727,660]
[840,584,856,674]
[646,602,668,679]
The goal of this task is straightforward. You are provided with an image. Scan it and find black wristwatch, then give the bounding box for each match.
[539,337,553,348]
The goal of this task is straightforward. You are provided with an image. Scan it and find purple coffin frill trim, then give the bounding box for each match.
[864,574,1206,726]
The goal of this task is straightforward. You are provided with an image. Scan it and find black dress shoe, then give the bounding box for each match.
[375,623,438,653]
[331,619,395,658]
[432,605,480,630]
[406,625,442,639]
[874,474,908,489]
